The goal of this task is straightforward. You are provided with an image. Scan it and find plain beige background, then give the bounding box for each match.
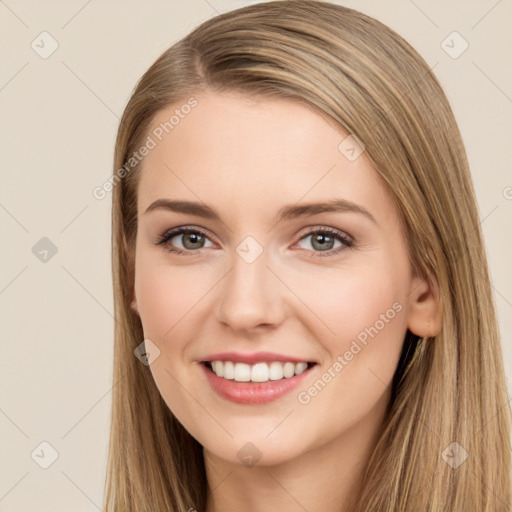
[1,0,511,510]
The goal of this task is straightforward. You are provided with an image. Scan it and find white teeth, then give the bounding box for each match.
[251,362,269,382]
[283,362,295,378]
[234,363,251,382]
[295,362,308,375]
[209,360,311,382]
[269,361,283,380]
[223,361,234,379]
[211,361,223,377]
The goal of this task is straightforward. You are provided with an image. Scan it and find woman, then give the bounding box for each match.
[104,1,511,510]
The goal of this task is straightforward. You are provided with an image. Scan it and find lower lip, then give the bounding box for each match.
[200,362,316,404]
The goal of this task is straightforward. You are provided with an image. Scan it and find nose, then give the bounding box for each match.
[215,248,285,334]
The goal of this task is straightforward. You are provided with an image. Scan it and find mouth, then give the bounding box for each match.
[201,360,318,383]
[200,360,318,404]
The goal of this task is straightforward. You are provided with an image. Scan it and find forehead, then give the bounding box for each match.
[137,91,393,224]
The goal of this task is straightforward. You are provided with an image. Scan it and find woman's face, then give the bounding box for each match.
[132,90,432,466]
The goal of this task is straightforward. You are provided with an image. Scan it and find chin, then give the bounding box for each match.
[202,433,310,468]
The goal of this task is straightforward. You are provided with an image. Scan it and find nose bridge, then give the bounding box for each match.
[215,240,282,331]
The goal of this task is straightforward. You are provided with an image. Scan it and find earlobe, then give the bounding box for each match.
[406,275,442,338]
[130,298,139,315]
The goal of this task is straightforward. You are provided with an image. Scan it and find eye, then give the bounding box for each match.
[155,226,354,257]
[293,227,353,257]
[155,227,214,256]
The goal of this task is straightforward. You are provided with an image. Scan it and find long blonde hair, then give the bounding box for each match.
[105,1,512,510]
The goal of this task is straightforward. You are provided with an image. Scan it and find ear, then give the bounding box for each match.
[407,275,442,337]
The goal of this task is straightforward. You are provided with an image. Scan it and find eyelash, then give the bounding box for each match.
[155,225,354,258]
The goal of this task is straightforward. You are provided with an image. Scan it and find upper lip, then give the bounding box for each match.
[200,351,317,365]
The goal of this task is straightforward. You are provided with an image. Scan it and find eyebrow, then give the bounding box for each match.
[144,198,377,225]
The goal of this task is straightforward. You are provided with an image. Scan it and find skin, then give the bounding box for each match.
[131,90,442,512]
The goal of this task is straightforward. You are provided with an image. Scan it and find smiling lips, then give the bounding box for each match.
[199,351,318,404]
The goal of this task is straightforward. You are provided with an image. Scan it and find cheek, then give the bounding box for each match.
[134,257,206,427]
[336,279,405,347]
[134,256,209,341]
[297,263,406,348]
[299,268,407,408]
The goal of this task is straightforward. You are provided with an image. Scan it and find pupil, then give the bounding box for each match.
[185,233,203,248]
[314,233,333,251]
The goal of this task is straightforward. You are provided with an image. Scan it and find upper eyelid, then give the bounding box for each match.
[163,225,216,242]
